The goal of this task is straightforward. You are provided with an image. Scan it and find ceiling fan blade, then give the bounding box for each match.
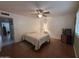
[43,14,47,17]
[39,9,43,12]
[43,11,50,14]
[36,9,43,13]
[31,13,38,15]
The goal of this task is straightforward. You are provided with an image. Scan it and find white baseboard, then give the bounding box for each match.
[73,46,78,58]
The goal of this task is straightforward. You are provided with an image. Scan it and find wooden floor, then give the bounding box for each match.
[0,39,75,58]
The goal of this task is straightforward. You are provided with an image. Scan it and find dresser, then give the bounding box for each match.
[61,29,73,45]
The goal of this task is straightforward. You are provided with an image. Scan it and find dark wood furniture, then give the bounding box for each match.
[61,29,73,45]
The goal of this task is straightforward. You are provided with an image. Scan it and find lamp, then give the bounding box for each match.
[43,23,48,33]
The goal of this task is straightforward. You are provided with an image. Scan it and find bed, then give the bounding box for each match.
[22,32,50,50]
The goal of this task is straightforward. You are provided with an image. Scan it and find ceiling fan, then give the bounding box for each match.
[31,9,50,18]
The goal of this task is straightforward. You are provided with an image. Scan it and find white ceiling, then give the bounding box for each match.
[0,1,78,16]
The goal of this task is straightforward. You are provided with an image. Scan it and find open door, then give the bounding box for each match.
[0,17,14,46]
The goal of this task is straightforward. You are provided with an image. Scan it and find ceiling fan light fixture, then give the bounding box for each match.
[38,14,42,18]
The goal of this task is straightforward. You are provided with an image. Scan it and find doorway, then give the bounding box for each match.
[0,17,14,46]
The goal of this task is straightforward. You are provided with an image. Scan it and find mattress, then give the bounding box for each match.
[22,32,50,50]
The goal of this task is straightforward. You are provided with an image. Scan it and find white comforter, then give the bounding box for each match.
[22,32,50,50]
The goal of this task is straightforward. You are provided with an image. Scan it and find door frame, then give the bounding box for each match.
[0,17,14,42]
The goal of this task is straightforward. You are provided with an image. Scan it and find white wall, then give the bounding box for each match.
[0,10,40,42]
[47,13,75,39]
[36,13,75,39]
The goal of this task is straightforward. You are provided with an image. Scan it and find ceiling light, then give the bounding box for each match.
[38,14,42,18]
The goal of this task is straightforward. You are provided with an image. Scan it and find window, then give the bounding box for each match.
[75,10,79,36]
